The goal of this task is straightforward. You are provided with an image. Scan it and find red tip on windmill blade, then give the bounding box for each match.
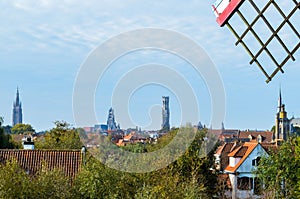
[213,0,245,26]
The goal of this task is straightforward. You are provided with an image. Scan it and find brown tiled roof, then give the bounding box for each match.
[0,149,82,179]
[208,129,223,137]
[225,142,258,173]
[235,146,248,157]
[261,143,278,153]
[238,131,273,143]
[216,142,241,171]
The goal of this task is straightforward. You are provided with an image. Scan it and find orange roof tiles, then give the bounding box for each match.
[124,133,134,141]
[225,142,258,173]
[0,149,82,179]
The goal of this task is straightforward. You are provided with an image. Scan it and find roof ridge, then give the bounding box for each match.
[225,142,259,173]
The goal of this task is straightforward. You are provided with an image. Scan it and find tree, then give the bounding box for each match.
[32,164,73,199]
[256,137,299,198]
[0,159,73,199]
[11,123,35,135]
[0,159,31,198]
[35,121,82,149]
[0,118,19,149]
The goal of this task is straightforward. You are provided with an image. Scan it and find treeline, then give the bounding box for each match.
[0,123,219,199]
[255,136,300,198]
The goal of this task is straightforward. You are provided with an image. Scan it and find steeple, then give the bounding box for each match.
[16,87,20,106]
[12,87,23,126]
[278,87,282,112]
[274,87,289,142]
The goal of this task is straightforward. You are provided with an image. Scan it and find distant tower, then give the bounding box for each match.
[12,88,23,126]
[162,96,170,131]
[197,121,203,130]
[107,108,117,131]
[221,122,225,131]
[274,89,289,141]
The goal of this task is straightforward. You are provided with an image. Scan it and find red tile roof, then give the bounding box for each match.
[215,142,242,171]
[225,142,258,173]
[0,149,83,179]
[238,131,273,143]
[261,143,279,153]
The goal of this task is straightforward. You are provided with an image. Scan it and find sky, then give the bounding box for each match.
[0,0,299,132]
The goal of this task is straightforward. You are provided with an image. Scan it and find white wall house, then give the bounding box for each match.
[224,142,268,199]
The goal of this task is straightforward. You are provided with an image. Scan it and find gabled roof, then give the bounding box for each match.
[225,142,258,173]
[238,131,273,143]
[215,142,235,155]
[261,143,279,153]
[228,145,248,157]
[0,149,83,179]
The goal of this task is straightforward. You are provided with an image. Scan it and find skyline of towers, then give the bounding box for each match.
[12,88,23,126]
[162,96,170,131]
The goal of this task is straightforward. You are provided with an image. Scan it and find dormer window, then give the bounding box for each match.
[257,135,262,143]
[248,135,252,140]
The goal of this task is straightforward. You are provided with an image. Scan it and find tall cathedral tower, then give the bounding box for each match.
[274,89,289,141]
[162,96,170,131]
[107,108,118,131]
[12,88,23,126]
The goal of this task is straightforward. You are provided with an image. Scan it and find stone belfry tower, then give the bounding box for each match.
[12,88,23,126]
[107,108,117,131]
[162,96,170,131]
[274,89,289,141]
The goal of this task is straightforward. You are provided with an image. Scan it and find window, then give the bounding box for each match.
[252,157,261,166]
[237,177,253,190]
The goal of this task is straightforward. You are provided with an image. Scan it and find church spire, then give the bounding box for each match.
[278,87,282,112]
[12,87,23,126]
[16,87,20,105]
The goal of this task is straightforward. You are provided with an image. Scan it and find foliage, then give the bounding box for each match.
[35,121,82,149]
[32,164,73,199]
[270,125,275,133]
[0,159,30,198]
[0,126,19,149]
[255,137,300,198]
[122,142,147,153]
[2,125,12,134]
[73,127,217,198]
[0,159,73,199]
[0,126,218,198]
[11,123,35,135]
[73,154,141,199]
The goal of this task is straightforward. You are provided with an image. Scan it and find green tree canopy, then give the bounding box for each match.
[256,137,300,198]
[11,123,35,135]
[0,159,73,199]
[0,118,19,149]
[35,121,82,149]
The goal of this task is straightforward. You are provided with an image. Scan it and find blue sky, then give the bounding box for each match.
[0,0,299,131]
